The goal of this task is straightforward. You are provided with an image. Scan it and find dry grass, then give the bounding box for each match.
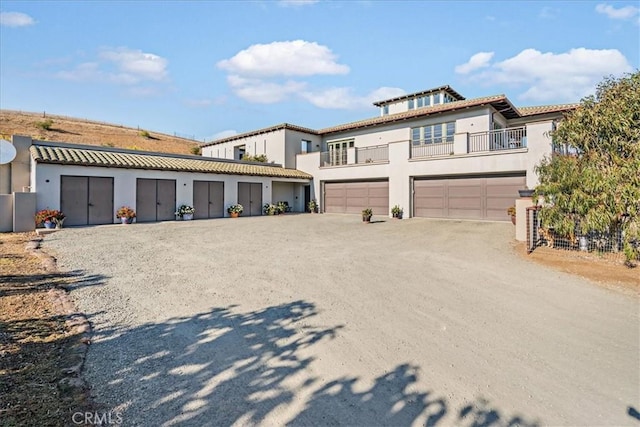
[0,110,200,155]
[0,233,92,426]
[514,241,639,296]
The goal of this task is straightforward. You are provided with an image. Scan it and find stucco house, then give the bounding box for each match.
[0,136,311,232]
[202,85,577,221]
[1,84,576,234]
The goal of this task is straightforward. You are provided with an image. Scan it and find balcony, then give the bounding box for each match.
[355,144,388,164]
[410,139,454,158]
[468,127,527,153]
[320,145,389,167]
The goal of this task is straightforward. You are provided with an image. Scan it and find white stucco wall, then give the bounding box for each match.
[297,118,553,217]
[523,120,554,188]
[34,163,309,221]
[202,129,287,165]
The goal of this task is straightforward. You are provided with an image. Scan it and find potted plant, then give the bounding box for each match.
[116,206,136,224]
[362,208,373,223]
[175,204,195,220]
[308,199,318,213]
[227,204,243,218]
[35,209,65,229]
[391,205,403,219]
[263,203,278,216]
[507,205,516,225]
[276,201,288,215]
[518,188,535,198]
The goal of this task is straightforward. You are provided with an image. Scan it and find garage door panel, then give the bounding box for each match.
[61,176,88,226]
[414,175,525,221]
[324,181,388,214]
[88,177,113,225]
[209,181,225,218]
[449,197,482,209]
[193,181,209,220]
[136,179,156,222]
[448,185,482,197]
[449,208,483,219]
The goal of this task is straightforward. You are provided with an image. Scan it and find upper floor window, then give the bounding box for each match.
[408,99,415,110]
[411,122,455,145]
[433,93,442,105]
[382,105,389,115]
[301,139,311,153]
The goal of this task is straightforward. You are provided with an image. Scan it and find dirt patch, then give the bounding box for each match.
[0,110,200,155]
[0,233,93,426]
[514,241,639,295]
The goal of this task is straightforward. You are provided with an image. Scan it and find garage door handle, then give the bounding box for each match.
[157,202,161,205]
[88,203,93,207]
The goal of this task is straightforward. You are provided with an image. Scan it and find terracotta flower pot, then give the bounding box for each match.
[230,212,239,218]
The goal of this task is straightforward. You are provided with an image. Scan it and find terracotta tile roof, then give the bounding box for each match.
[517,104,579,116]
[30,143,312,179]
[319,95,519,134]
[200,95,577,144]
[202,123,319,147]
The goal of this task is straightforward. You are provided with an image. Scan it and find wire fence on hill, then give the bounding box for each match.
[0,109,205,143]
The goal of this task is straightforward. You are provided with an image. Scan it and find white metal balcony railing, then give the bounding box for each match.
[468,126,527,153]
[356,144,388,164]
[320,149,347,167]
[410,139,454,158]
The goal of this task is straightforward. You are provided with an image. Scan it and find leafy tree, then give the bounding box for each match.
[534,71,640,263]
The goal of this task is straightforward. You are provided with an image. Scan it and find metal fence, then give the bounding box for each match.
[320,149,347,167]
[526,207,637,262]
[469,127,526,153]
[410,141,454,158]
[1,109,203,142]
[356,144,388,164]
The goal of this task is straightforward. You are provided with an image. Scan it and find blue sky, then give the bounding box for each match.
[1,1,638,142]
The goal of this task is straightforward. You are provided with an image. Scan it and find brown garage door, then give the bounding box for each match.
[324,181,389,215]
[193,181,224,219]
[61,176,114,226]
[136,178,176,222]
[413,175,525,221]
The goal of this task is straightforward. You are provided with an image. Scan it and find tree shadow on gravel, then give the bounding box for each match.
[79,300,540,426]
[0,270,108,297]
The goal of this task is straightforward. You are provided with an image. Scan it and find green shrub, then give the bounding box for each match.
[36,119,54,131]
[190,146,202,155]
[139,130,151,138]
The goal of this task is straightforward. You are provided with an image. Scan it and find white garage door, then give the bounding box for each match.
[413,175,525,221]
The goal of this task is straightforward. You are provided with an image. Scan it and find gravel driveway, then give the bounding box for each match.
[44,215,639,426]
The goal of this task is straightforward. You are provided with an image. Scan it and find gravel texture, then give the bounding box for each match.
[43,215,639,426]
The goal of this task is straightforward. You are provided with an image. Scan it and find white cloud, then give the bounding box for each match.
[277,0,319,6]
[0,11,35,27]
[455,52,494,75]
[595,3,639,21]
[210,130,238,141]
[217,39,395,110]
[99,47,168,83]
[56,47,169,87]
[227,75,307,104]
[459,48,633,102]
[301,86,405,110]
[217,40,349,77]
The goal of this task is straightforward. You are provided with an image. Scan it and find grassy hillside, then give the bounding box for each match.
[0,110,201,155]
